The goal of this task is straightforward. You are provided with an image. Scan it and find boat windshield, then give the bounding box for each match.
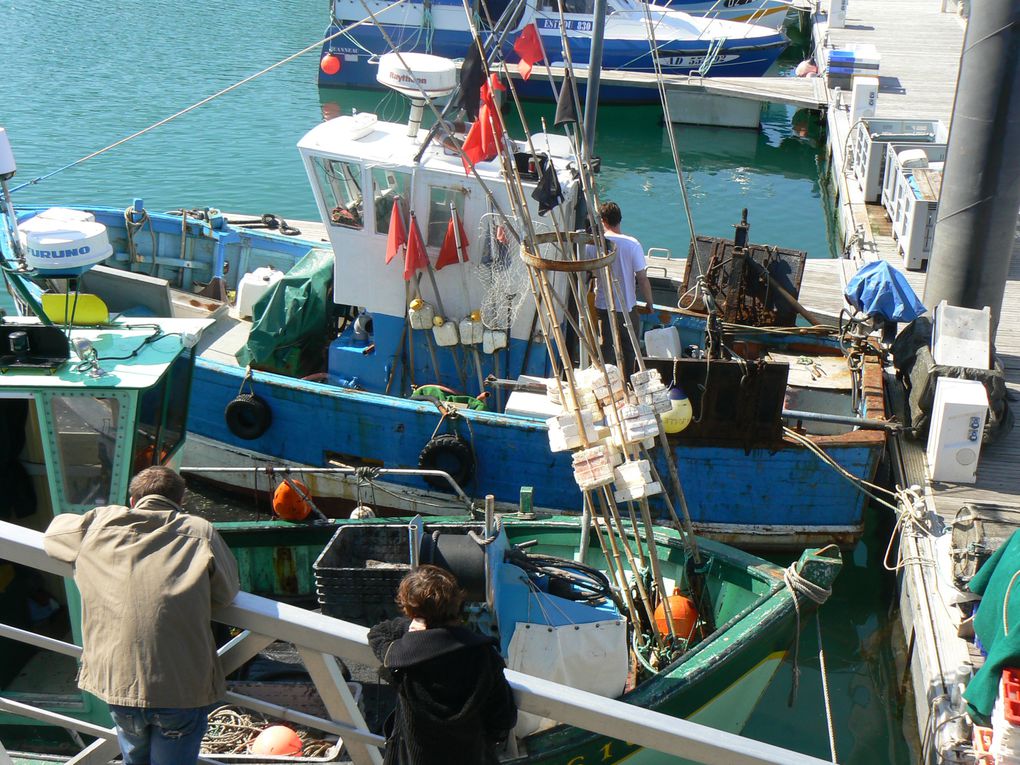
[607,0,643,12]
[49,395,120,509]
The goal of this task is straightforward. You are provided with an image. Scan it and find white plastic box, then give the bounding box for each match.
[881,143,947,270]
[644,326,682,359]
[848,119,947,202]
[926,377,988,484]
[237,266,284,318]
[932,301,991,370]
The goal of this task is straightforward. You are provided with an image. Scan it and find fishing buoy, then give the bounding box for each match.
[320,53,341,76]
[654,592,699,641]
[350,504,376,519]
[251,725,303,756]
[661,387,693,434]
[272,480,313,522]
[794,59,818,78]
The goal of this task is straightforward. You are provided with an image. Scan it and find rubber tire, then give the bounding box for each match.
[224,393,272,440]
[418,434,475,491]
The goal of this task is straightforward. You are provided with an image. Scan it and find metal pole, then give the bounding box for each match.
[582,0,607,158]
[923,0,1020,331]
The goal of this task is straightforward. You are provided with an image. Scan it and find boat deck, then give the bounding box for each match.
[805,0,1019,758]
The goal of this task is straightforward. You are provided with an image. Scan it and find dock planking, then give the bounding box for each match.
[804,1,1020,755]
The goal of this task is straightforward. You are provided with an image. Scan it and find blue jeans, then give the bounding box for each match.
[108,705,211,764]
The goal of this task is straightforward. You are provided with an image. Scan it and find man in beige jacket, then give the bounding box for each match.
[44,466,240,765]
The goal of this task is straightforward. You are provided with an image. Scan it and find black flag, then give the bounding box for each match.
[532,161,564,216]
[553,70,578,126]
[455,41,485,120]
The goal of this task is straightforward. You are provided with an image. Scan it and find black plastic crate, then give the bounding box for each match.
[313,525,411,626]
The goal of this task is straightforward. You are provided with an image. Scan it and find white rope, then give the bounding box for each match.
[783,558,833,708]
[815,613,838,763]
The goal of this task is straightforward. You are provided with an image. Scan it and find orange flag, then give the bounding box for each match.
[385,198,406,265]
[404,213,430,281]
[462,74,506,174]
[513,23,544,80]
[435,213,470,270]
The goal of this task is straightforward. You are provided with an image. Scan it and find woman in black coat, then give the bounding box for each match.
[368,565,518,765]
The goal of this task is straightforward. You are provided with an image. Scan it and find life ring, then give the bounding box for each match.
[225,393,272,440]
[418,434,475,490]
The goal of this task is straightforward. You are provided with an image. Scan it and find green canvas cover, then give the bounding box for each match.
[964,528,1020,722]
[236,248,334,377]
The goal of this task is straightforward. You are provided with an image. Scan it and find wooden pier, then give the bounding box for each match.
[798,0,1020,761]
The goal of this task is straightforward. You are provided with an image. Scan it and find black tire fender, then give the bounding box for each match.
[418,434,475,490]
[225,393,272,440]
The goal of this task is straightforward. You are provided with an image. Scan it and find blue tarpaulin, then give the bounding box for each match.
[844,260,926,322]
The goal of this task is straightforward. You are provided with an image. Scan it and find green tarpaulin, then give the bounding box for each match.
[236,248,334,377]
[964,528,1020,722]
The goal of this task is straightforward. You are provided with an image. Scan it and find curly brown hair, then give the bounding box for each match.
[396,565,465,626]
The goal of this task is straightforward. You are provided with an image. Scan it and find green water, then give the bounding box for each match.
[0,1,908,761]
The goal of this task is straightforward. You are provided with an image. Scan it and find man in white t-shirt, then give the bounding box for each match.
[592,201,653,375]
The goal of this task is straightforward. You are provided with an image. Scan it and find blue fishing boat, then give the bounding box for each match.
[317,0,788,100]
[3,49,887,549]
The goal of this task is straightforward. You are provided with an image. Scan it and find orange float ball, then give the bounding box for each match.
[272,480,313,522]
[320,53,341,76]
[653,593,699,641]
[251,725,303,756]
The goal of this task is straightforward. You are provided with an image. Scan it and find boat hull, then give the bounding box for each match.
[186,352,884,549]
[316,24,788,101]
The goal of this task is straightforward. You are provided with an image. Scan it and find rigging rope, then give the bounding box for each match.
[8,3,407,194]
[782,556,833,708]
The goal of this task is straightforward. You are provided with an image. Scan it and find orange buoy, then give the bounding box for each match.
[251,725,303,756]
[272,480,313,522]
[653,592,699,641]
[320,53,341,76]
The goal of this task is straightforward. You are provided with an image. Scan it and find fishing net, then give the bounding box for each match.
[476,212,528,330]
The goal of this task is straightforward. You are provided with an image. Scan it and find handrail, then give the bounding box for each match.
[0,520,833,765]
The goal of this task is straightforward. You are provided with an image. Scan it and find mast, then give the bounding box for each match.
[582,0,607,159]
[922,0,1020,330]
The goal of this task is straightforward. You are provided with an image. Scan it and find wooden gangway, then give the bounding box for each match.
[519,64,830,110]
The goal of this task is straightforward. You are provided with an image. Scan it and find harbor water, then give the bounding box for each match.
[0,0,908,761]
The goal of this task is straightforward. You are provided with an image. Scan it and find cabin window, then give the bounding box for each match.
[133,351,194,472]
[50,396,120,507]
[313,156,364,229]
[538,0,593,12]
[371,168,411,235]
[426,186,469,248]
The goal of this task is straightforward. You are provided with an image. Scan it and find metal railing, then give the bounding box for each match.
[0,520,833,765]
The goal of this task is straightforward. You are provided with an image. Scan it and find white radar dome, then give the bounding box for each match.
[376,53,457,99]
[19,208,114,277]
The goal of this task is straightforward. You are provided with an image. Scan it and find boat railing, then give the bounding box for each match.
[0,519,833,765]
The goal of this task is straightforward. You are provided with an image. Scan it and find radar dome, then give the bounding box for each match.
[376,53,457,99]
[19,208,113,277]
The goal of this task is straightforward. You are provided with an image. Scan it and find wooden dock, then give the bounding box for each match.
[521,64,830,110]
[803,0,1019,760]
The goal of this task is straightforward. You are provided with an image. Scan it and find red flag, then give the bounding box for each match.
[385,198,406,265]
[462,74,506,174]
[435,213,470,270]
[513,23,544,80]
[403,213,430,281]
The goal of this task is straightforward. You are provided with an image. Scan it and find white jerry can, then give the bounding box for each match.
[433,316,460,347]
[408,298,435,330]
[483,329,507,354]
[460,312,484,345]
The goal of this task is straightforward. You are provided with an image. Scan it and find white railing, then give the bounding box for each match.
[0,520,832,765]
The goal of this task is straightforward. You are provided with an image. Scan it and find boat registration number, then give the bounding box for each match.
[537,17,594,32]
[659,53,738,67]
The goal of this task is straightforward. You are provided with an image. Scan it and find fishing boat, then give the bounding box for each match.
[0,190,843,762]
[0,316,841,763]
[317,0,789,100]
[3,49,888,549]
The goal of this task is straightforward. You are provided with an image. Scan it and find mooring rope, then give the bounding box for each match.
[203,706,336,757]
[8,2,406,194]
[782,557,833,707]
